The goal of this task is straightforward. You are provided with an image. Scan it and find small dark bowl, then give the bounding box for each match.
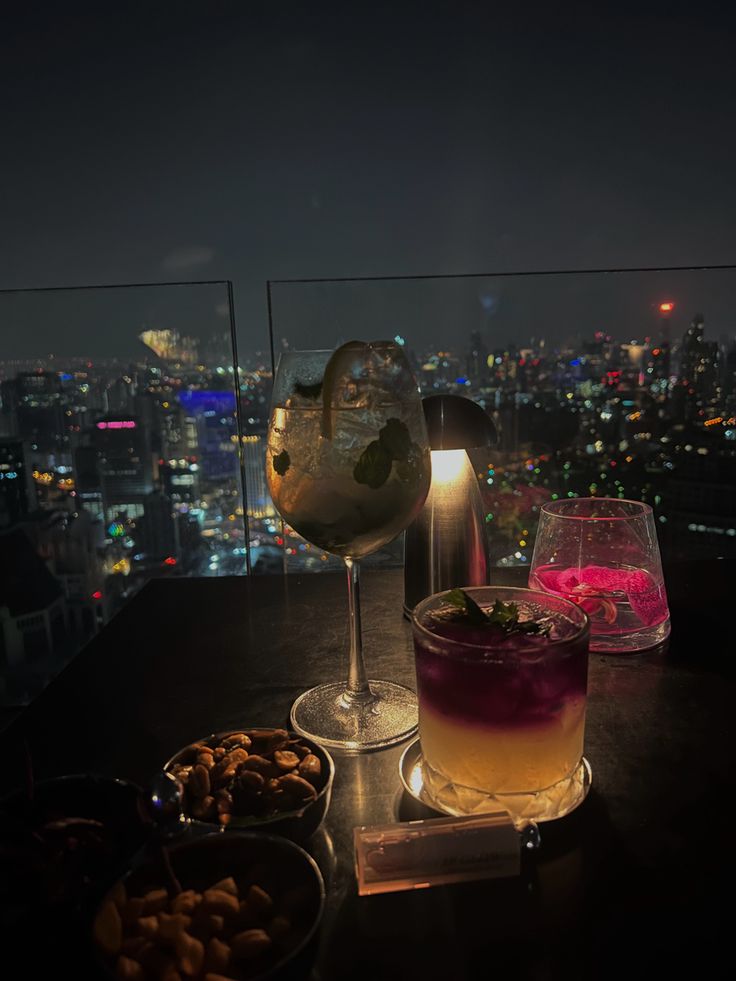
[95,831,325,981]
[0,774,149,974]
[164,729,334,842]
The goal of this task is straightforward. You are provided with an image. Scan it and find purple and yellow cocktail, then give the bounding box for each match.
[412,586,590,822]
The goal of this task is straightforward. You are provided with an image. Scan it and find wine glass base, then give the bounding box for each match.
[290,681,418,754]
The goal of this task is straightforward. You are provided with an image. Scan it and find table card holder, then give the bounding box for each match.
[354,811,532,896]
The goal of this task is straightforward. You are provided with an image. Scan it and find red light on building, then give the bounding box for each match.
[92,590,102,600]
[163,556,177,566]
[659,302,675,313]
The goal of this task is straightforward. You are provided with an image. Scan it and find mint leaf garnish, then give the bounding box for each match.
[294,381,323,399]
[444,590,552,636]
[272,450,291,476]
[445,588,488,625]
[353,418,415,490]
[353,440,392,489]
[487,599,519,628]
[379,417,412,461]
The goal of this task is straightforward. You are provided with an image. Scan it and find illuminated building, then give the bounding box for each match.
[2,372,65,462]
[161,460,201,504]
[677,314,720,421]
[0,440,36,527]
[178,391,238,482]
[657,300,675,381]
[92,415,154,521]
[139,328,198,364]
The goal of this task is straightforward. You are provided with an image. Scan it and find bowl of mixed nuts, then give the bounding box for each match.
[164,729,334,841]
[93,830,325,981]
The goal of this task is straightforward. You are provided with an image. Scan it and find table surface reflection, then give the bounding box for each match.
[3,559,734,979]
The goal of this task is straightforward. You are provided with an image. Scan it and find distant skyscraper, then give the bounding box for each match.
[677,314,720,420]
[0,440,36,528]
[92,416,154,521]
[657,300,675,381]
[466,331,489,385]
[4,372,65,462]
[139,489,178,561]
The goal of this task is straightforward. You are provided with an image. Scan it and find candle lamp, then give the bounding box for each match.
[404,394,497,615]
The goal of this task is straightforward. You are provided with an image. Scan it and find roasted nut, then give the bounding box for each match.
[246,884,273,916]
[247,729,289,753]
[277,772,318,801]
[175,931,204,977]
[222,733,252,750]
[191,795,216,821]
[213,747,226,761]
[273,750,300,772]
[171,890,201,916]
[239,755,273,776]
[142,889,170,915]
[158,912,192,943]
[298,754,322,784]
[287,740,310,760]
[224,748,249,767]
[94,899,123,956]
[115,954,145,980]
[200,889,239,917]
[231,928,272,960]
[205,936,231,974]
[189,764,211,799]
[196,752,216,770]
[171,764,192,782]
[211,877,238,897]
[138,915,160,941]
[191,912,225,941]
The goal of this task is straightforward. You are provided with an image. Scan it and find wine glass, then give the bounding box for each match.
[266,341,431,751]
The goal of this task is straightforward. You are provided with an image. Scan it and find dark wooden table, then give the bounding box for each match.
[3,559,734,979]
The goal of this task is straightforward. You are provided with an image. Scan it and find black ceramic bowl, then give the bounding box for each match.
[0,774,149,917]
[164,729,334,842]
[95,831,325,981]
[0,774,150,975]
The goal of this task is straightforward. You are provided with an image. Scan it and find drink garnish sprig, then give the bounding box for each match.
[445,589,552,636]
[304,339,425,490]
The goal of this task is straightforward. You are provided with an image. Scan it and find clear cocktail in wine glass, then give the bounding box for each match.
[266,341,431,751]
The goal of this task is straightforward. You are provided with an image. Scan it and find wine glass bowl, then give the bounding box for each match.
[266,342,431,751]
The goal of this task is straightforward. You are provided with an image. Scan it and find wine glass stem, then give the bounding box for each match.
[344,557,372,704]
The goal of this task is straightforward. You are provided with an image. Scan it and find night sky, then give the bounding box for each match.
[3,2,736,357]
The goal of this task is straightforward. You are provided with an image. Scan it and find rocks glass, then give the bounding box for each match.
[529,498,671,653]
[412,586,591,823]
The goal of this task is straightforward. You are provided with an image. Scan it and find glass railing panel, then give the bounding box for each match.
[0,281,249,718]
[267,266,736,571]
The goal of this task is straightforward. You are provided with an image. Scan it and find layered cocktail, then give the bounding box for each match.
[412,586,590,822]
